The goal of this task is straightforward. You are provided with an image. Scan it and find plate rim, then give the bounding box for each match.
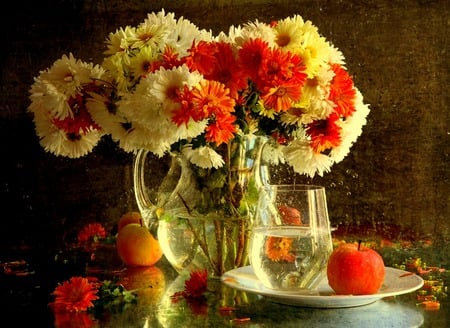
[221,266,424,308]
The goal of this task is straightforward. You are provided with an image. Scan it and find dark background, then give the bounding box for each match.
[1,0,449,254]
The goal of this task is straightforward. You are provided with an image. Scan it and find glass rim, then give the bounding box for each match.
[260,184,325,191]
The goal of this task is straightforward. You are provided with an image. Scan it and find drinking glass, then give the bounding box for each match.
[250,184,333,291]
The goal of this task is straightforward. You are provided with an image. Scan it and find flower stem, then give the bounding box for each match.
[185,219,215,272]
[235,219,246,267]
[214,220,224,276]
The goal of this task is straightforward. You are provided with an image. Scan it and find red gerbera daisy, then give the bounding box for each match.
[189,80,236,118]
[237,38,270,82]
[171,269,209,304]
[150,46,183,72]
[205,112,237,145]
[206,41,248,99]
[184,269,208,298]
[260,80,302,112]
[183,40,218,75]
[53,92,101,136]
[329,64,357,117]
[260,47,306,85]
[77,223,107,245]
[306,113,342,153]
[171,85,198,125]
[49,277,99,313]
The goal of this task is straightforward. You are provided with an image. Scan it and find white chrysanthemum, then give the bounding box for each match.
[216,24,243,44]
[284,64,335,126]
[330,90,370,162]
[150,65,203,111]
[129,45,157,78]
[102,54,130,93]
[283,140,334,178]
[85,91,125,135]
[138,9,177,52]
[235,20,276,48]
[144,9,176,27]
[328,44,346,66]
[118,78,165,126]
[29,55,106,120]
[279,107,313,126]
[296,32,331,78]
[39,53,97,98]
[28,78,70,119]
[262,141,286,166]
[134,17,172,51]
[182,145,225,169]
[117,70,208,155]
[118,120,175,156]
[174,118,208,140]
[281,95,332,128]
[32,109,101,158]
[104,26,137,57]
[273,16,305,51]
[167,17,212,56]
[117,87,178,151]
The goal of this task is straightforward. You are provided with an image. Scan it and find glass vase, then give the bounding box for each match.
[133,135,269,277]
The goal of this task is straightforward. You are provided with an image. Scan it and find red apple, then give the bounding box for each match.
[326,241,385,295]
[278,205,302,225]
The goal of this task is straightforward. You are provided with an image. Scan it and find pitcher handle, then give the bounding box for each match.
[133,149,157,229]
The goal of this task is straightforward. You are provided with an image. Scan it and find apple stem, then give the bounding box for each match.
[357,239,362,250]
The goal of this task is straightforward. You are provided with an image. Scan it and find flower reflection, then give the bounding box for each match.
[53,311,97,328]
[171,269,209,315]
[265,236,295,262]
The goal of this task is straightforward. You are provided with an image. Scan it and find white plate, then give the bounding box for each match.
[221,266,424,308]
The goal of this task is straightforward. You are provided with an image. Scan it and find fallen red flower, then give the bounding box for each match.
[49,276,99,313]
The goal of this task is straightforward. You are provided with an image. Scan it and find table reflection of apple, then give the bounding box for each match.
[250,185,333,291]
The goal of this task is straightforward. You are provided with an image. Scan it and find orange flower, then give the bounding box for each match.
[158,45,184,70]
[53,311,96,328]
[171,269,209,313]
[420,300,441,311]
[307,112,342,153]
[261,81,302,112]
[329,64,357,117]
[260,47,306,85]
[49,277,99,313]
[205,112,237,145]
[191,80,236,118]
[238,38,270,81]
[205,41,248,99]
[53,93,101,136]
[77,223,107,245]
[172,85,198,125]
[265,237,295,262]
[184,269,209,299]
[184,40,218,75]
[190,80,237,145]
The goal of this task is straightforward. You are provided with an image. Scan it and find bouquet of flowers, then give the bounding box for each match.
[28,10,370,276]
[28,9,369,178]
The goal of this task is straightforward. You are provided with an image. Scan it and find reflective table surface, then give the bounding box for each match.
[1,246,448,328]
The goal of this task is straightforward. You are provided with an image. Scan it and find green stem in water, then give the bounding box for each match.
[214,220,224,276]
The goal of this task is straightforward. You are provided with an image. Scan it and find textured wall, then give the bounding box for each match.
[1,0,448,252]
